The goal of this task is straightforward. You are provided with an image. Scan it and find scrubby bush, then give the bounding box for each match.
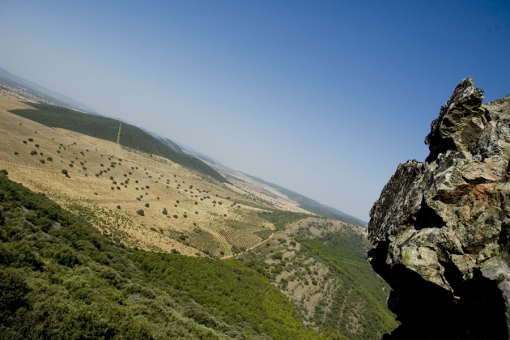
[272,252,283,260]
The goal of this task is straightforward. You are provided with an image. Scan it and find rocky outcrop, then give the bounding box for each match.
[367,77,510,340]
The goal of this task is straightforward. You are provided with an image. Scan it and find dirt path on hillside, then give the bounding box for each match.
[116,121,122,144]
[221,232,275,259]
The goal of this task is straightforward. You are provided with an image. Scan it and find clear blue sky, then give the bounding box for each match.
[1,1,509,221]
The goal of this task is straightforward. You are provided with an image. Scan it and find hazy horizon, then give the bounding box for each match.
[1,0,509,221]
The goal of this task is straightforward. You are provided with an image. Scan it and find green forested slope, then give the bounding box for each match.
[9,103,227,183]
[296,226,397,338]
[240,218,397,340]
[0,172,340,339]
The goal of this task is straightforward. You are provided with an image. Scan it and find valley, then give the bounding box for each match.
[0,91,396,339]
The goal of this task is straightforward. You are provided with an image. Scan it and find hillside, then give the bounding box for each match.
[0,172,340,339]
[240,217,396,339]
[9,102,227,183]
[0,99,269,257]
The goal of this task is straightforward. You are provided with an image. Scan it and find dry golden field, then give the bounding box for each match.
[0,97,284,257]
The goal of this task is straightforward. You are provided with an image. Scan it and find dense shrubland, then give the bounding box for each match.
[297,229,397,338]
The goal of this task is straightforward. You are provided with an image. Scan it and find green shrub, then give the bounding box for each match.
[0,269,30,321]
[271,252,283,260]
[53,246,80,267]
[35,217,53,232]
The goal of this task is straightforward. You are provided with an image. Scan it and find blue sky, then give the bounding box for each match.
[1,0,509,221]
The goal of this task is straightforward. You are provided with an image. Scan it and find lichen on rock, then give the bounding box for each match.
[367,77,510,339]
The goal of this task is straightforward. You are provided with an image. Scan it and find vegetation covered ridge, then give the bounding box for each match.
[240,217,397,339]
[0,171,344,339]
[9,103,228,183]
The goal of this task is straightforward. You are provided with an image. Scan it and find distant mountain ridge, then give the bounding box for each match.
[0,66,97,113]
[202,158,367,226]
[244,173,367,227]
[182,146,223,166]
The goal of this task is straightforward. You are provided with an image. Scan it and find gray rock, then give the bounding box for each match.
[368,78,510,339]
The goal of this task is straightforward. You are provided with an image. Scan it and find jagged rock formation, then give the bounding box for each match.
[367,77,510,340]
